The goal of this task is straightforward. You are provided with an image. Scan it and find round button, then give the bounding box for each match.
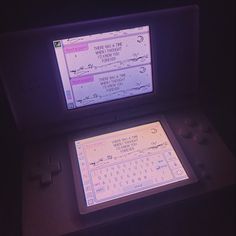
[194,161,205,169]
[184,118,197,127]
[199,123,211,133]
[178,128,192,138]
[193,134,207,144]
[201,170,210,180]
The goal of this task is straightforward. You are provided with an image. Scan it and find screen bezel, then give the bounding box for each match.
[49,15,159,121]
[68,115,198,214]
[53,25,155,111]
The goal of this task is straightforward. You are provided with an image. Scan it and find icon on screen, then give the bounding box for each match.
[54,41,61,48]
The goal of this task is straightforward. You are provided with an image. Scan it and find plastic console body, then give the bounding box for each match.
[22,108,235,236]
[0,5,235,236]
[0,6,198,138]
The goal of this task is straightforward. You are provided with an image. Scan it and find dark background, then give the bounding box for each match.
[0,0,235,235]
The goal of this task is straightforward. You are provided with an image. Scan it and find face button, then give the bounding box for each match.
[178,128,192,138]
[199,123,212,133]
[184,118,198,127]
[193,134,207,145]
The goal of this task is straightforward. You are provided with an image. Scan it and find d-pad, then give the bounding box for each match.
[30,158,61,186]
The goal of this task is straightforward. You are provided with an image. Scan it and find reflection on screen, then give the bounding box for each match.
[53,26,153,109]
[75,122,189,207]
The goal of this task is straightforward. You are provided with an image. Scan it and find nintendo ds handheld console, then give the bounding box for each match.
[0,5,235,236]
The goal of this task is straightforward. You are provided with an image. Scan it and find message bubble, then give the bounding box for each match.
[71,64,152,107]
[63,27,151,78]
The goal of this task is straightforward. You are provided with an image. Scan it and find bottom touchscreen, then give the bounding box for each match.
[72,121,196,213]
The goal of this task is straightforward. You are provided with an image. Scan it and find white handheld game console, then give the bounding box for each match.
[0,5,235,236]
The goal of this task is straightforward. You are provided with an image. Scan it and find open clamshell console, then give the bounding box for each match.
[0,5,235,236]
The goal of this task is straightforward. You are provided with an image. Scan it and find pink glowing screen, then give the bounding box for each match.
[53,26,153,109]
[74,121,189,207]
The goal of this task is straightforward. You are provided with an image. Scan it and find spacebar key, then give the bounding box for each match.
[123,180,153,192]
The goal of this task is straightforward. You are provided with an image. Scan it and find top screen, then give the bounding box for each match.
[53,26,153,109]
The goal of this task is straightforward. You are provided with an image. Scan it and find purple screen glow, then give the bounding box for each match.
[53,26,153,109]
[75,121,189,207]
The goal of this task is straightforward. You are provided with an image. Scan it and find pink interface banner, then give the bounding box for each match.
[70,75,94,85]
[64,43,89,54]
